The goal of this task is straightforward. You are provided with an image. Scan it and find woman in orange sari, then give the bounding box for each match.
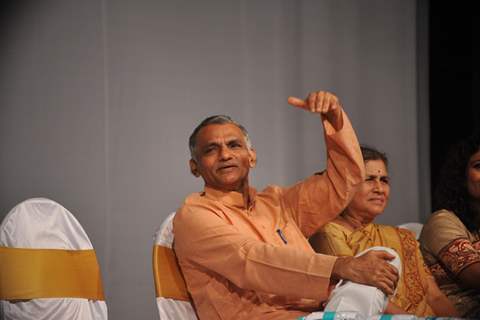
[310,146,458,317]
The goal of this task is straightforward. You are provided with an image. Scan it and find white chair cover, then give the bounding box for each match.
[153,212,197,320]
[397,222,423,240]
[0,198,108,320]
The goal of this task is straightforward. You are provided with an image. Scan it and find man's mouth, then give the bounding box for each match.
[218,165,237,172]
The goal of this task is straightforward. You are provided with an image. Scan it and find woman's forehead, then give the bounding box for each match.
[469,149,480,162]
[365,160,388,175]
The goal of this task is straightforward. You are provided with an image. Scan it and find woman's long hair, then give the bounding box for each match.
[433,133,480,231]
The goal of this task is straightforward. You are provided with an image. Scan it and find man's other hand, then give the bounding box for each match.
[288,91,343,130]
[331,250,399,295]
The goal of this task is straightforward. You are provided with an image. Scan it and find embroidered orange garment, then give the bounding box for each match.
[312,222,435,316]
[173,111,364,320]
[420,210,480,317]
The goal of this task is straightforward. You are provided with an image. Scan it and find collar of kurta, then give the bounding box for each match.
[203,186,257,209]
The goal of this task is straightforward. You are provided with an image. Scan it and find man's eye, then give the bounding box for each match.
[229,142,242,148]
[381,178,390,185]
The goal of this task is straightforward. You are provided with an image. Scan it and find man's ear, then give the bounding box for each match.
[189,159,200,177]
[248,148,257,168]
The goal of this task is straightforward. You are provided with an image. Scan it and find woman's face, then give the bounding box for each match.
[348,159,390,218]
[467,149,480,201]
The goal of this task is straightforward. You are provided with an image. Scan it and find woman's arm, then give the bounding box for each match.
[456,261,480,289]
[420,211,480,289]
[425,276,459,317]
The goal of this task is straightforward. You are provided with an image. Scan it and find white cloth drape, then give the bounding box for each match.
[324,246,401,318]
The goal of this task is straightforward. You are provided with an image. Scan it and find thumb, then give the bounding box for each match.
[287,96,306,108]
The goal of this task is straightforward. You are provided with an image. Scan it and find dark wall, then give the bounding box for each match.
[429,1,480,197]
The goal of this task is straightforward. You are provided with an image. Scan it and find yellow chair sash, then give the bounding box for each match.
[152,245,189,301]
[0,246,104,300]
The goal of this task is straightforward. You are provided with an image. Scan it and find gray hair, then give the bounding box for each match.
[360,145,389,169]
[189,115,252,159]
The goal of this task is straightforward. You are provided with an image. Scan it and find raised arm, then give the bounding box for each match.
[284,91,365,237]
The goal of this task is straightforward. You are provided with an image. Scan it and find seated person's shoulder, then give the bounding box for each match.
[178,190,223,215]
[315,222,350,243]
[310,221,355,256]
[257,184,293,206]
[428,209,461,224]
[420,209,468,255]
[173,197,223,252]
[182,190,207,205]
[423,209,465,234]
[175,190,236,226]
[174,193,212,228]
[261,184,283,195]
[321,221,346,234]
[381,224,415,238]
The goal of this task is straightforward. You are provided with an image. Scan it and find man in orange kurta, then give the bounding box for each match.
[174,91,399,320]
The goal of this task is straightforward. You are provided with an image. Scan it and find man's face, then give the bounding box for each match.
[190,123,256,192]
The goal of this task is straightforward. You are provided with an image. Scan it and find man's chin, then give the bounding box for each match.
[214,180,245,192]
[222,183,244,192]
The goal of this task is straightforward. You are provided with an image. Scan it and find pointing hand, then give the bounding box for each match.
[288,91,343,130]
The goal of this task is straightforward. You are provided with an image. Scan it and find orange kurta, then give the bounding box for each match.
[173,111,364,320]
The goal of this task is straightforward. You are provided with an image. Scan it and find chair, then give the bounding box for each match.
[0,198,108,320]
[397,222,424,240]
[152,212,197,320]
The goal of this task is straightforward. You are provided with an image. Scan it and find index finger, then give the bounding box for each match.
[371,250,396,261]
[378,279,395,296]
[287,96,306,109]
[384,263,399,280]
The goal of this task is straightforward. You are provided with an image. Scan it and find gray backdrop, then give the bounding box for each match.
[0,1,426,319]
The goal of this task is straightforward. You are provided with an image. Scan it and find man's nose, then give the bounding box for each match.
[219,146,233,160]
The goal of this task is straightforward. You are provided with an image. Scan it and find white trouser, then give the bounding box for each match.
[324,246,402,318]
